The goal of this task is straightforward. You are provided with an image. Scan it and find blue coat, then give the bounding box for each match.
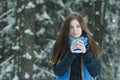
[53,36,100,80]
[56,64,96,80]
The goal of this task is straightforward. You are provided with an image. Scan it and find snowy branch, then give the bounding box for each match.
[39,68,56,77]
[0,8,14,19]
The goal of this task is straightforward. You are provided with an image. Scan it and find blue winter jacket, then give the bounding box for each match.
[56,64,96,80]
[53,36,100,80]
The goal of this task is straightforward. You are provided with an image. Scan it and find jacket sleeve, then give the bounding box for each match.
[53,50,77,76]
[82,51,101,77]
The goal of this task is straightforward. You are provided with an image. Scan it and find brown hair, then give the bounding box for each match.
[50,12,101,64]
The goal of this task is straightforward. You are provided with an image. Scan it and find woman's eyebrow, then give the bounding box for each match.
[77,23,80,26]
[70,25,73,27]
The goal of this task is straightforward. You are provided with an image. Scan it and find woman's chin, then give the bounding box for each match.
[73,35,80,38]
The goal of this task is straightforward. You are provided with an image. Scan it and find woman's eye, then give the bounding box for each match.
[70,26,73,28]
[77,26,80,28]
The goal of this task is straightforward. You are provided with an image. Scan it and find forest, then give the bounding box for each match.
[0,0,120,80]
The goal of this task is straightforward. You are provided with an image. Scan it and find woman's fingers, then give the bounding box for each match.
[77,44,86,53]
[71,40,86,53]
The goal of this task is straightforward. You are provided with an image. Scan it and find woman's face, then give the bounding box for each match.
[69,19,82,38]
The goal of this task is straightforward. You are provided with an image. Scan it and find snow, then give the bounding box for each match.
[33,64,38,70]
[0,55,14,80]
[23,52,32,60]
[110,62,113,66]
[57,0,64,7]
[2,25,13,34]
[1,16,15,35]
[83,15,88,24]
[34,50,46,59]
[12,75,19,80]
[17,8,22,13]
[15,26,20,30]
[36,27,45,36]
[90,2,93,5]
[1,13,15,36]
[0,0,120,80]
[24,72,30,79]
[44,40,55,53]
[40,11,50,21]
[112,19,116,23]
[12,45,20,50]
[24,29,34,35]
[107,13,119,29]
[33,64,55,78]
[17,5,25,13]
[39,68,55,77]
[36,11,53,24]
[109,0,115,5]
[0,55,2,59]
[0,8,14,20]
[56,11,65,20]
[25,2,35,9]
[95,11,99,15]
[36,0,44,4]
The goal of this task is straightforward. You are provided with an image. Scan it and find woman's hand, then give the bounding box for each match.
[70,40,86,53]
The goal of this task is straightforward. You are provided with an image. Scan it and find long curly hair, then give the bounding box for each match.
[50,12,101,64]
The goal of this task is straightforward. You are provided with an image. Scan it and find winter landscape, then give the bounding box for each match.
[0,0,120,80]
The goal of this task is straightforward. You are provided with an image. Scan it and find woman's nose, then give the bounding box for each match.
[73,27,77,32]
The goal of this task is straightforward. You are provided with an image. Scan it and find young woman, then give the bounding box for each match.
[50,12,101,80]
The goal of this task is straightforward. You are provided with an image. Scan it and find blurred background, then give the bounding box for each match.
[0,0,120,80]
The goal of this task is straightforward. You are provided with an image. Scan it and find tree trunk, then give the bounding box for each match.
[0,1,7,63]
[88,0,106,46]
[14,0,36,80]
[20,0,35,80]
